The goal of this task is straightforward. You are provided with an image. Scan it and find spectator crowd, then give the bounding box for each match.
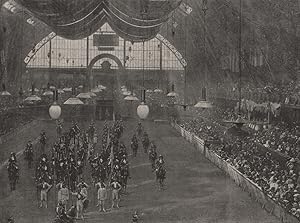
[179,112,300,219]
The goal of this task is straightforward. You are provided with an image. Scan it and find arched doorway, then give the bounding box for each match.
[87,53,124,87]
[88,54,123,121]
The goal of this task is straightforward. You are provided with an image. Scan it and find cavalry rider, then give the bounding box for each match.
[156,155,165,168]
[155,155,166,190]
[142,131,150,153]
[132,211,140,223]
[9,152,17,163]
[136,122,143,137]
[131,134,139,157]
[24,140,34,168]
[149,142,158,171]
[7,152,19,191]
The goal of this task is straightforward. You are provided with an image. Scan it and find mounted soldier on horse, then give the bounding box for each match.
[155,155,166,190]
[7,153,19,191]
[24,140,34,168]
[131,134,139,157]
[149,143,157,172]
[142,132,150,154]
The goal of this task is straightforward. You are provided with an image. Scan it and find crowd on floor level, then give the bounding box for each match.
[179,116,300,219]
[7,120,166,222]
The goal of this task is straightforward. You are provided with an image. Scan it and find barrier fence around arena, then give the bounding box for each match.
[170,122,299,223]
[0,120,39,145]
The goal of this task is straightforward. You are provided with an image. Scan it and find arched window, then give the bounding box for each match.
[26,23,185,71]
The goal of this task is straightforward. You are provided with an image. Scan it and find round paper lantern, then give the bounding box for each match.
[137,102,149,119]
[49,102,62,120]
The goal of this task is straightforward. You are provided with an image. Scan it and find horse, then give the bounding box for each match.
[142,134,150,154]
[155,165,166,190]
[24,146,34,168]
[7,162,19,191]
[136,124,143,137]
[148,150,157,172]
[40,133,47,153]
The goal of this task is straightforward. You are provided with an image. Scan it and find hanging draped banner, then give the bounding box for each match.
[15,0,182,41]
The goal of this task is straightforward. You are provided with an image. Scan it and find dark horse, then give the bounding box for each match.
[7,162,19,191]
[155,165,166,191]
[149,149,157,172]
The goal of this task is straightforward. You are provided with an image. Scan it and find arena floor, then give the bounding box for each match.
[0,120,280,223]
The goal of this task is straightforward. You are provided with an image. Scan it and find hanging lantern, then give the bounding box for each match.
[194,87,213,109]
[123,91,131,96]
[194,100,213,109]
[24,95,41,101]
[64,87,84,104]
[43,90,54,96]
[91,87,102,93]
[154,88,163,93]
[57,89,65,94]
[167,84,178,97]
[124,95,139,101]
[24,84,41,102]
[146,89,153,93]
[62,87,72,92]
[64,97,84,105]
[76,92,91,99]
[0,84,11,96]
[137,102,149,119]
[137,89,149,119]
[49,90,61,120]
[49,102,61,119]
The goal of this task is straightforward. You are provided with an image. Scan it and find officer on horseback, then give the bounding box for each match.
[24,140,34,168]
[9,152,17,163]
[7,154,19,191]
[131,134,139,157]
[155,155,166,190]
[156,155,165,168]
[149,144,158,172]
[142,132,150,154]
[136,122,143,137]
